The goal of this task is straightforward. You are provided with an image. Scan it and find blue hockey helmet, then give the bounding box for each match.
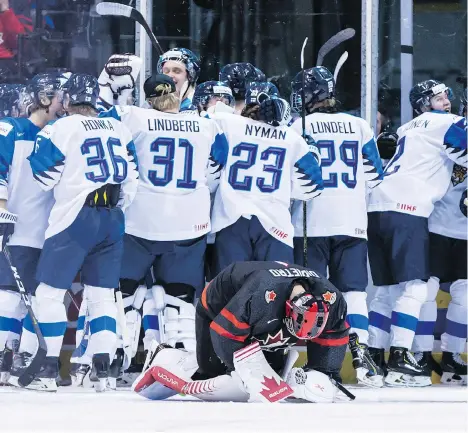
[62,73,100,108]
[290,66,335,113]
[409,79,454,114]
[193,81,234,110]
[219,62,264,100]
[157,48,201,85]
[0,84,20,118]
[244,81,279,106]
[29,72,65,109]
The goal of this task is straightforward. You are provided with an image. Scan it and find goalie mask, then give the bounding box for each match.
[284,292,329,340]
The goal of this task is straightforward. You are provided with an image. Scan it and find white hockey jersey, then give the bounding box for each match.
[429,164,467,240]
[210,112,323,247]
[101,106,228,241]
[368,111,467,218]
[0,118,54,248]
[290,112,383,239]
[29,115,138,239]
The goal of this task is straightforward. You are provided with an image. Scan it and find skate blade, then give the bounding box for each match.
[0,372,11,385]
[441,372,467,386]
[107,377,117,390]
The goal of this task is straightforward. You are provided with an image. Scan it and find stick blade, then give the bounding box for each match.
[96,2,133,17]
[300,37,308,69]
[334,51,348,82]
[17,347,47,387]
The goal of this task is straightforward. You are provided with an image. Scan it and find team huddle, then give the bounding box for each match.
[0,47,465,403]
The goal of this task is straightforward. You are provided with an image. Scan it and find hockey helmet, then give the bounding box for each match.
[284,292,329,340]
[219,62,265,100]
[157,48,201,85]
[193,81,235,110]
[62,73,100,108]
[244,81,279,106]
[409,79,453,114]
[290,66,335,113]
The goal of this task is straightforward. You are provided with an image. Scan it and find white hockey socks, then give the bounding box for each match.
[441,279,468,354]
[0,290,22,351]
[343,291,369,344]
[390,279,427,349]
[35,283,67,357]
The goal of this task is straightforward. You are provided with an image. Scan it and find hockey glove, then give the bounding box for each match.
[304,134,321,166]
[0,209,17,251]
[98,54,143,106]
[377,132,398,160]
[258,97,292,127]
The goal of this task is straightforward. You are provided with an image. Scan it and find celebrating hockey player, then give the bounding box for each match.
[101,74,228,366]
[192,80,235,115]
[157,48,200,111]
[219,63,266,113]
[133,261,349,403]
[367,79,467,387]
[23,73,138,392]
[289,66,385,387]
[209,82,323,276]
[0,73,67,385]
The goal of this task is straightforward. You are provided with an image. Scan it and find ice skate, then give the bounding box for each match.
[23,357,59,392]
[440,352,467,386]
[385,347,432,387]
[90,354,110,392]
[349,333,384,388]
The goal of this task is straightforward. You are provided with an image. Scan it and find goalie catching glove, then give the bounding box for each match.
[98,54,143,107]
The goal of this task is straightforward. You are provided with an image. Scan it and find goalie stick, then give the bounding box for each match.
[96,2,164,55]
[300,37,309,267]
[316,28,356,67]
[3,245,47,387]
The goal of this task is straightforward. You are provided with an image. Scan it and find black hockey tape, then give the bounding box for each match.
[401,45,414,54]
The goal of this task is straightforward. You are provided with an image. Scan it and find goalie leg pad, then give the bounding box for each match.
[286,368,337,403]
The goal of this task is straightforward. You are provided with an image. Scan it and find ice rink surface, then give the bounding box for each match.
[1,385,467,433]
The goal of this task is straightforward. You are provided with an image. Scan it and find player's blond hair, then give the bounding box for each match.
[148,93,180,112]
[66,105,98,116]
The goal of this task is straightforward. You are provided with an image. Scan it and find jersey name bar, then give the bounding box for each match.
[269,268,320,278]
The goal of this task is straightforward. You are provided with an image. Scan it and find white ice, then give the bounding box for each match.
[1,385,467,433]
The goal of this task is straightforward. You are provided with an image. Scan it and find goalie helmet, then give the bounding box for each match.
[284,291,329,340]
[157,48,201,85]
[290,66,335,114]
[193,81,235,110]
[244,81,279,106]
[409,79,453,114]
[62,73,100,108]
[219,62,265,100]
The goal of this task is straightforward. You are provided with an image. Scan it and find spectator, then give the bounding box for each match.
[0,0,26,77]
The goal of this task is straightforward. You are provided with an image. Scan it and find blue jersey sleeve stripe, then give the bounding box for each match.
[0,124,15,184]
[362,138,384,178]
[444,123,468,151]
[294,152,324,191]
[28,136,65,183]
[98,106,122,121]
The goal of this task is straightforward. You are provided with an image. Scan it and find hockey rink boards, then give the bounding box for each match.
[1,385,466,432]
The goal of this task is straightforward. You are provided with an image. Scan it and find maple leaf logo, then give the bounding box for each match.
[259,376,294,402]
[253,329,291,350]
[265,290,277,303]
[322,290,336,304]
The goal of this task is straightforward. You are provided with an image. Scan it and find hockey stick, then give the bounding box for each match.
[96,2,164,55]
[3,245,47,387]
[316,28,356,67]
[334,51,348,83]
[330,377,356,401]
[300,37,309,268]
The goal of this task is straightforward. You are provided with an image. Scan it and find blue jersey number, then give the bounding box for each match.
[81,137,128,183]
[316,140,359,189]
[384,136,405,176]
[228,142,286,192]
[148,137,196,189]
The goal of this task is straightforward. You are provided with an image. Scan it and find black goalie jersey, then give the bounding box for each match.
[198,261,349,372]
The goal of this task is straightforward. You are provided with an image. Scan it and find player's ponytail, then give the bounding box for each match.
[148,94,180,112]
